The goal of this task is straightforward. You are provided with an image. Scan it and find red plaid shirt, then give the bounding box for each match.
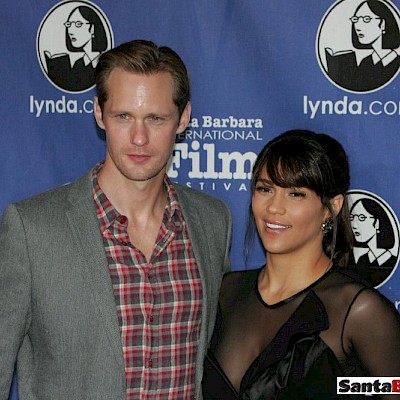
[92,164,203,399]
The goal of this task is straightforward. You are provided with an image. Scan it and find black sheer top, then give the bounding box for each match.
[202,267,400,399]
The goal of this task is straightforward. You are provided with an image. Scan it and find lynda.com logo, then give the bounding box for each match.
[317,0,400,93]
[37,1,114,93]
[346,190,399,288]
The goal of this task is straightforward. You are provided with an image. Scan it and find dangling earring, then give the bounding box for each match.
[321,218,333,234]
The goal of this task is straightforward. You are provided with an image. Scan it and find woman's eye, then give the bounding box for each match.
[289,191,306,197]
[255,186,271,193]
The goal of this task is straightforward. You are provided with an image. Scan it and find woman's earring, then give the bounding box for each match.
[321,218,333,234]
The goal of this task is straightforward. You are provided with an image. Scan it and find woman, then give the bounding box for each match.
[327,0,400,92]
[352,0,400,91]
[349,197,397,287]
[202,130,400,399]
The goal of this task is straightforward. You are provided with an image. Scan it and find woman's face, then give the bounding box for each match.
[350,201,377,243]
[252,169,328,258]
[66,9,93,49]
[353,3,384,45]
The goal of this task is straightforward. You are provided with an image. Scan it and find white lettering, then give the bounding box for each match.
[218,151,256,179]
[349,100,362,114]
[304,95,363,118]
[303,95,320,119]
[83,99,93,113]
[201,115,263,128]
[188,140,202,178]
[189,117,199,128]
[168,141,256,180]
[370,101,382,115]
[334,96,347,114]
[30,95,44,117]
[383,101,397,115]
[203,143,218,179]
[203,116,212,128]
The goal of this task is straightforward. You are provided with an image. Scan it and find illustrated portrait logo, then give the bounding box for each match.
[37,0,114,93]
[346,190,399,288]
[316,0,400,93]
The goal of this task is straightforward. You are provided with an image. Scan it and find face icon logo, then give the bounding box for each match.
[316,0,400,93]
[37,1,114,93]
[346,190,399,288]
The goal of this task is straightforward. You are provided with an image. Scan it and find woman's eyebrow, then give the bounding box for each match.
[257,178,273,185]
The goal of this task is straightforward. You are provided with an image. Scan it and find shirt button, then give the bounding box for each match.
[149,315,154,322]
[148,359,153,368]
[119,216,127,224]
[121,241,128,246]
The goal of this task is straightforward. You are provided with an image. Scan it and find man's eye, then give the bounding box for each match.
[150,115,163,121]
[117,114,128,120]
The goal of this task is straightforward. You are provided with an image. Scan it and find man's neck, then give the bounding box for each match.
[97,164,167,221]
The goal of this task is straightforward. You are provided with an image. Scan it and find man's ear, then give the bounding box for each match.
[93,96,105,130]
[177,101,191,134]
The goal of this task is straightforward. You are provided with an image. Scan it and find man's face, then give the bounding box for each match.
[94,68,190,184]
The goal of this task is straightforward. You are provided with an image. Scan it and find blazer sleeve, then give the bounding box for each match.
[0,204,32,398]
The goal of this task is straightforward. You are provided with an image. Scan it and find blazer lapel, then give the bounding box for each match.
[174,186,212,293]
[65,171,125,372]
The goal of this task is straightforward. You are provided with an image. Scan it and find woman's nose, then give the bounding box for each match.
[266,193,285,214]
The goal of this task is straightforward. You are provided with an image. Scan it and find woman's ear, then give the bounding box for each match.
[330,194,344,217]
[380,18,386,33]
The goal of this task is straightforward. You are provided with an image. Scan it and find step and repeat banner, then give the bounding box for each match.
[2,1,400,397]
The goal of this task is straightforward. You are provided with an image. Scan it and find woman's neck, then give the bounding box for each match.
[259,252,332,305]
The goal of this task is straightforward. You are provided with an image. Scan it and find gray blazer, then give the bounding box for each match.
[0,169,231,400]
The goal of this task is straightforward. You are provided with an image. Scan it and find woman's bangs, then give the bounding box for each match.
[265,154,311,188]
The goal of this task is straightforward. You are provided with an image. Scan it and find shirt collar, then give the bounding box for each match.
[91,162,184,232]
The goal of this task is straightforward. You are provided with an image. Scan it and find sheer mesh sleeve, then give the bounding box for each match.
[343,288,400,398]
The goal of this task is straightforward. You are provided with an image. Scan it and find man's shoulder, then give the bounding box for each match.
[172,182,228,209]
[11,169,92,212]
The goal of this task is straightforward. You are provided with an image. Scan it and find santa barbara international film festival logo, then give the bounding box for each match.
[37,1,114,93]
[346,190,399,288]
[316,0,400,93]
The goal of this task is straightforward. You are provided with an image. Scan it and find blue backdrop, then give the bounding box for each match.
[2,1,400,398]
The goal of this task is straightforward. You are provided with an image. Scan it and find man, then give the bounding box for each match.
[0,40,231,400]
